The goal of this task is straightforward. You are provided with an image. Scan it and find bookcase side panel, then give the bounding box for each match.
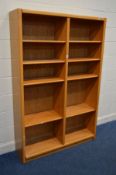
[9,9,25,162]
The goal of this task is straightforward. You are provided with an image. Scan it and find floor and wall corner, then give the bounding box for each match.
[0,0,116,169]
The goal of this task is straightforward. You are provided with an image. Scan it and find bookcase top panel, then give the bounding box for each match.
[14,8,106,21]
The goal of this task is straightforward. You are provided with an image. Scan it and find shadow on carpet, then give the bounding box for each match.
[0,121,116,175]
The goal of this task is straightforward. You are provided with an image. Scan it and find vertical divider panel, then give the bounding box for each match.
[54,17,67,144]
[63,17,70,144]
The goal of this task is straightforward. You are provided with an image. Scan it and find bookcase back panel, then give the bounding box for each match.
[69,43,101,58]
[67,79,98,107]
[70,19,103,41]
[23,14,67,40]
[24,64,64,80]
[23,43,66,60]
[25,120,60,145]
[67,80,86,106]
[68,62,99,76]
[66,113,94,134]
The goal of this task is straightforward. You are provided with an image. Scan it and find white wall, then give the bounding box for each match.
[0,0,116,155]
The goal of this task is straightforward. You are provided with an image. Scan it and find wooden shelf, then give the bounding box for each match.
[23,40,66,43]
[68,74,98,81]
[25,138,62,159]
[23,40,102,44]
[65,129,94,145]
[24,77,64,86]
[23,60,65,65]
[66,103,95,118]
[69,40,102,43]
[68,58,100,62]
[24,110,62,127]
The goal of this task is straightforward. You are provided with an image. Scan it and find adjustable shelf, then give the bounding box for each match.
[68,74,98,81]
[24,77,64,86]
[65,129,94,145]
[68,58,100,62]
[69,41,102,43]
[23,59,65,65]
[24,110,62,127]
[66,103,95,118]
[23,40,66,43]
[10,9,106,163]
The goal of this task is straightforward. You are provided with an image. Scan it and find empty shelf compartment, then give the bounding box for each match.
[23,63,65,85]
[67,79,98,111]
[24,83,64,116]
[68,62,99,77]
[25,120,63,159]
[70,18,103,41]
[22,13,67,41]
[69,43,101,59]
[25,138,62,159]
[23,43,66,61]
[65,113,95,145]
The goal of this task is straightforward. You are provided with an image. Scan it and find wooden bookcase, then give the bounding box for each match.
[9,9,106,163]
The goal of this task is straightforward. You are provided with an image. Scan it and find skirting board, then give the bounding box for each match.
[97,113,116,125]
[0,113,116,155]
[0,141,15,155]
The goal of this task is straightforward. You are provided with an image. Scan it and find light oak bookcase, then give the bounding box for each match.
[9,9,106,163]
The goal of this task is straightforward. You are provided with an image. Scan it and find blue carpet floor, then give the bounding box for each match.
[0,121,116,175]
